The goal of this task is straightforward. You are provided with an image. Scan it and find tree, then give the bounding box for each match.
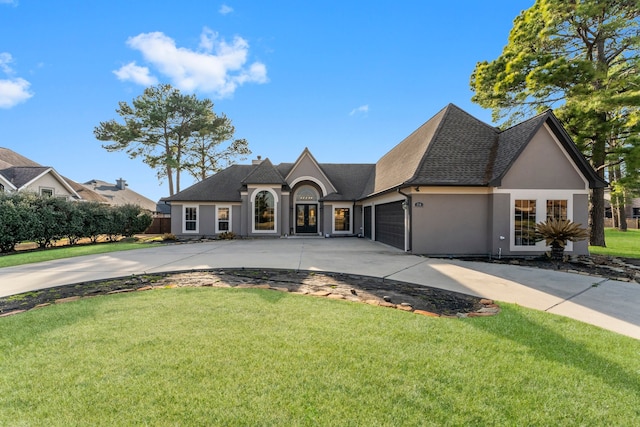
[470,0,640,246]
[183,112,250,181]
[94,84,250,196]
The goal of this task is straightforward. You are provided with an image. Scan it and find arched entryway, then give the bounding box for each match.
[294,185,319,234]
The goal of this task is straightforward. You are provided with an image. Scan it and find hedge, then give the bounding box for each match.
[0,193,153,253]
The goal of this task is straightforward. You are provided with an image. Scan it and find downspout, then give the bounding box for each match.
[397,187,412,252]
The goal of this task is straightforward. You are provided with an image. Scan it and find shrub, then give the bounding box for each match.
[535,218,590,261]
[218,231,236,240]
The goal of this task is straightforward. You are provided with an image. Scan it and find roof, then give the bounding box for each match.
[82,179,158,211]
[166,104,606,203]
[0,147,42,168]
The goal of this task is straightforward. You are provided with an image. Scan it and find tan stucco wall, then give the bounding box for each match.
[23,173,74,198]
[411,193,490,255]
[500,125,586,190]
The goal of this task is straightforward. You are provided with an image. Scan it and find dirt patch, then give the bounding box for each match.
[0,269,494,318]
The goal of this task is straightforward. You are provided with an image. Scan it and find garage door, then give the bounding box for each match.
[375,201,404,250]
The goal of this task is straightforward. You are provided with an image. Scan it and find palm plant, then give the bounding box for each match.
[535,218,590,261]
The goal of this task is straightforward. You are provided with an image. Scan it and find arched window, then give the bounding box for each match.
[254,190,275,231]
[295,186,318,202]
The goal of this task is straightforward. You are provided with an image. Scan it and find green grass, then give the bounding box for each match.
[0,241,158,268]
[1,288,639,426]
[589,228,640,258]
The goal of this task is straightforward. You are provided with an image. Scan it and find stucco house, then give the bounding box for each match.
[165,104,606,257]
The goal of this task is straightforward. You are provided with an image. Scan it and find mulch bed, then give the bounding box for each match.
[0,269,494,318]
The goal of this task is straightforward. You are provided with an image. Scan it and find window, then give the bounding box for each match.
[216,206,231,233]
[184,206,198,233]
[40,188,54,197]
[254,191,275,231]
[333,207,351,233]
[547,200,567,221]
[0,184,4,192]
[512,195,571,250]
[514,200,536,246]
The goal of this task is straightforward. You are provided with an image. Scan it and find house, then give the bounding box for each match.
[81,179,157,212]
[0,148,157,213]
[165,104,606,257]
[0,147,82,200]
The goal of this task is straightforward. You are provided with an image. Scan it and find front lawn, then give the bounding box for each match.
[589,228,640,258]
[1,288,638,425]
[0,240,159,268]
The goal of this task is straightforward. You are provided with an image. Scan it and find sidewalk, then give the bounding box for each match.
[1,238,639,340]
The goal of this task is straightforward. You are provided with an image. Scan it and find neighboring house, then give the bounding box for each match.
[165,104,606,257]
[0,147,82,200]
[604,191,640,229]
[81,179,157,212]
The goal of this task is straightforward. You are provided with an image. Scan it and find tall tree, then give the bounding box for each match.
[470,0,640,246]
[94,84,249,196]
[183,112,250,181]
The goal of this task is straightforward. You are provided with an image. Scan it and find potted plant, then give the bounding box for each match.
[535,218,590,261]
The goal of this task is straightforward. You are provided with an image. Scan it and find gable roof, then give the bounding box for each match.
[241,158,286,185]
[166,164,254,202]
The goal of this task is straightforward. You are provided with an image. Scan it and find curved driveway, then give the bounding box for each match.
[1,238,639,340]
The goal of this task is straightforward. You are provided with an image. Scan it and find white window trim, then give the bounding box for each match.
[332,203,352,234]
[509,190,574,252]
[251,187,279,234]
[40,187,55,197]
[183,205,199,234]
[215,205,232,234]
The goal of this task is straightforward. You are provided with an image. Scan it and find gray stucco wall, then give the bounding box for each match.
[286,155,334,196]
[411,194,490,255]
[572,193,589,255]
[500,126,586,189]
[489,194,511,256]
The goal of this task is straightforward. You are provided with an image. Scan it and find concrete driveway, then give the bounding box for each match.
[1,238,639,340]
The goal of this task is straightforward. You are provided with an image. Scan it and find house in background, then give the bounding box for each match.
[1,147,158,213]
[0,147,82,200]
[165,104,606,257]
[81,179,157,212]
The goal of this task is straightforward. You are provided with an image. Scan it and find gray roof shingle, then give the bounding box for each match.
[166,104,606,203]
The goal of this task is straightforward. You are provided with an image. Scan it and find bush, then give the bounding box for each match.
[535,218,590,261]
[218,231,236,240]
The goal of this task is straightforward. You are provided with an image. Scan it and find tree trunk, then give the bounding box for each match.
[550,243,565,261]
[615,165,627,231]
[590,187,606,246]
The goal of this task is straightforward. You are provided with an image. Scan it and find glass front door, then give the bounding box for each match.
[296,204,317,234]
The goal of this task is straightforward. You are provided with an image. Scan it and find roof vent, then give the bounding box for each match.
[252,156,263,165]
[116,178,127,190]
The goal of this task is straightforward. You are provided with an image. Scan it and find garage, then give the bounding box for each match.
[375,201,405,250]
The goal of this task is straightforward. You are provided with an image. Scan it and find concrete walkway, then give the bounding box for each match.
[1,238,639,340]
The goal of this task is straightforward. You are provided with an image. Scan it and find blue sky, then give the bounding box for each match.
[0,0,533,202]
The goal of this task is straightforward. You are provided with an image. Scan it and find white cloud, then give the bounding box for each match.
[113,62,158,85]
[0,52,33,108]
[0,0,18,5]
[0,52,15,74]
[117,29,268,98]
[350,104,369,116]
[0,78,33,108]
[219,4,233,15]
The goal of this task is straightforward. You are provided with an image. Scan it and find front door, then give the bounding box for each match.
[296,204,318,234]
